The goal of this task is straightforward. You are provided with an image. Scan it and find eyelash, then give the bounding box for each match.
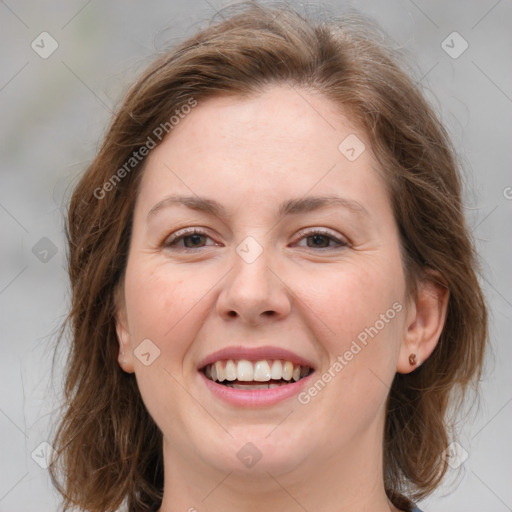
[162,227,349,252]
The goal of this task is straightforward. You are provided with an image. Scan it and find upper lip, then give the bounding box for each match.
[197,345,316,370]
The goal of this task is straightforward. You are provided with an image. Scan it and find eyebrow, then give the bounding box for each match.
[147,194,369,222]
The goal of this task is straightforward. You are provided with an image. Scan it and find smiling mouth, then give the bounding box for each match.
[201,359,313,389]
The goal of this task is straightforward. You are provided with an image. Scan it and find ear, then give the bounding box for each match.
[114,281,135,374]
[396,269,450,374]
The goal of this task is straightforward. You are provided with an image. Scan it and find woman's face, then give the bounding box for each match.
[116,85,413,482]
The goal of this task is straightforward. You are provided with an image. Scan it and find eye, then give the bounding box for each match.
[163,228,217,251]
[162,227,349,252]
[295,228,349,250]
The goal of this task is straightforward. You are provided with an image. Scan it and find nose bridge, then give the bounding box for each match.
[217,234,290,322]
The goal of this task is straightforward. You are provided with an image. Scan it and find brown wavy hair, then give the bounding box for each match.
[48,2,488,511]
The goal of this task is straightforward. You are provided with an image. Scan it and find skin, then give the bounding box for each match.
[115,85,449,512]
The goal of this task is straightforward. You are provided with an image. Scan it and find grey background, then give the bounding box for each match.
[1,0,511,511]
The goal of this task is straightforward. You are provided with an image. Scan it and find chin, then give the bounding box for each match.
[198,427,314,477]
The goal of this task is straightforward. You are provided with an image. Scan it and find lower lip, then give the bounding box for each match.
[199,371,315,407]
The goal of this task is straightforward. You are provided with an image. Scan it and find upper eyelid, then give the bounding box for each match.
[294,227,348,242]
[164,227,215,242]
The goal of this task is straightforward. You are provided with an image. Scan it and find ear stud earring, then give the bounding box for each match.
[409,353,417,366]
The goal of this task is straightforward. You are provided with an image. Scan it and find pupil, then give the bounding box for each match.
[185,234,204,248]
[310,234,328,248]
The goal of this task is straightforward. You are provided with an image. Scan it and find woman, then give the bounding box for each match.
[48,3,488,511]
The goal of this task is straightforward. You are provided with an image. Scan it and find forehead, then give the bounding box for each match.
[135,85,389,221]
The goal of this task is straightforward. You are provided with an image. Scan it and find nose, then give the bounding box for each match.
[216,243,292,325]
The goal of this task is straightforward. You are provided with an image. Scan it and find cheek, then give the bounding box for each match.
[292,255,406,453]
[124,259,208,342]
[122,262,204,425]
[308,251,406,407]
[313,256,405,344]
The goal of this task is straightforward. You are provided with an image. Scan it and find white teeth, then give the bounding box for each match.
[253,360,271,381]
[237,360,254,381]
[225,360,237,381]
[203,359,312,384]
[282,361,293,381]
[215,361,225,382]
[271,360,283,379]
